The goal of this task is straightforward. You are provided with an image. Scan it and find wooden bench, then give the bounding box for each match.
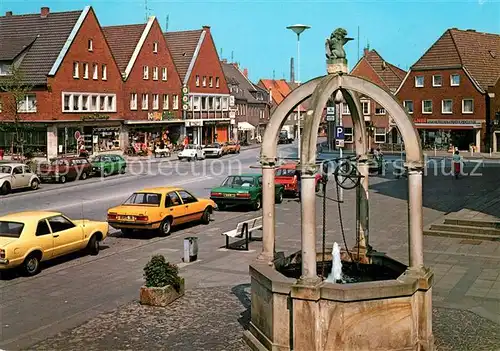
[222,216,262,250]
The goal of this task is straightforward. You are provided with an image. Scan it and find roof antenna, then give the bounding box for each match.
[273,69,275,79]
[220,47,223,58]
[357,26,360,62]
[231,51,234,62]
[165,14,169,31]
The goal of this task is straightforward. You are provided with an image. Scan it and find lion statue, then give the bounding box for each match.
[325,28,353,60]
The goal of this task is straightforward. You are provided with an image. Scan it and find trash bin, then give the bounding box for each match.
[183,237,198,263]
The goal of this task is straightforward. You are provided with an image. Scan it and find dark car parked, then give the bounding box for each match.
[39,157,92,183]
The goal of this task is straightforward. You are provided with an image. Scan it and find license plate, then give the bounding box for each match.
[118,215,135,221]
[224,193,235,197]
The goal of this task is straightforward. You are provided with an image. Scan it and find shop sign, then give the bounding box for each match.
[204,121,217,125]
[81,113,110,121]
[148,112,163,121]
[185,120,202,127]
[415,119,482,127]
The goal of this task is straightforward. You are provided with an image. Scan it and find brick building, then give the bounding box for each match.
[103,16,183,150]
[396,28,500,152]
[221,61,270,142]
[164,26,231,145]
[0,6,122,158]
[348,48,406,149]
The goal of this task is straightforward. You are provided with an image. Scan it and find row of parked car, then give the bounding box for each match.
[178,141,241,161]
[0,154,128,195]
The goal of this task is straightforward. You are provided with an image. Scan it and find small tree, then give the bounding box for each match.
[0,66,35,159]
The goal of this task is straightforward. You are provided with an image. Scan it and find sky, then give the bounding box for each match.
[2,0,500,83]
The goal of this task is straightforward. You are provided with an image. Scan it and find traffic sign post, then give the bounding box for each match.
[335,126,345,140]
[326,105,335,151]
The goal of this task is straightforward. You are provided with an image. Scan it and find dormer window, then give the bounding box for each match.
[202,76,207,87]
[195,75,200,87]
[153,41,158,53]
[0,62,12,76]
[88,39,93,52]
[215,77,220,88]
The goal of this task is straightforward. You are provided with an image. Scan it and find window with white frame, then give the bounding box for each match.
[342,103,350,115]
[92,63,98,80]
[442,99,452,114]
[17,94,37,113]
[102,64,107,80]
[432,75,442,87]
[143,66,149,80]
[375,106,386,115]
[422,100,433,114]
[208,97,214,110]
[403,100,414,114]
[163,94,169,110]
[216,77,220,88]
[195,75,200,87]
[202,76,207,87]
[450,74,460,86]
[153,41,158,53]
[361,100,370,115]
[73,62,79,78]
[222,97,228,110]
[374,128,386,143]
[152,94,159,110]
[415,76,424,87]
[215,97,221,110]
[162,67,167,81]
[83,63,89,79]
[209,76,213,88]
[193,96,200,110]
[61,93,116,112]
[462,99,473,114]
[173,95,179,110]
[130,93,137,110]
[344,127,353,142]
[142,94,148,110]
[88,39,93,52]
[152,67,158,80]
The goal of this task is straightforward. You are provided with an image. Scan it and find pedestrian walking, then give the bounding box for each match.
[452,150,461,179]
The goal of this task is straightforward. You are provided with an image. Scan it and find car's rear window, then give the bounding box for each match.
[0,221,24,238]
[124,193,162,206]
[275,169,296,177]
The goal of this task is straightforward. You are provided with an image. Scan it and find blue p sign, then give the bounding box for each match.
[335,126,345,140]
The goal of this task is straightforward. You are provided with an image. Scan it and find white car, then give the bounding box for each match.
[203,143,225,158]
[178,144,205,161]
[0,163,40,195]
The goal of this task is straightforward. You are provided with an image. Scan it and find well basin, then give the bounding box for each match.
[244,249,435,351]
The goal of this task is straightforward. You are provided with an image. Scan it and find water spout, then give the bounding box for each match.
[326,242,343,283]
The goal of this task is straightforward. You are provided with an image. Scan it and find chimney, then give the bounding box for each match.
[243,68,248,78]
[290,57,295,83]
[41,7,49,17]
[5,11,12,16]
[202,25,211,32]
[364,47,370,57]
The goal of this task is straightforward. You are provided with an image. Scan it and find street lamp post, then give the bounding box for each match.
[287,24,310,156]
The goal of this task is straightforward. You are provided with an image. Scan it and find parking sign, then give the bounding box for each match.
[335,126,345,140]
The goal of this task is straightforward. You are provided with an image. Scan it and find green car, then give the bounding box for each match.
[91,154,127,176]
[210,173,284,211]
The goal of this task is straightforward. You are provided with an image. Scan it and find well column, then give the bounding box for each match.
[258,164,276,264]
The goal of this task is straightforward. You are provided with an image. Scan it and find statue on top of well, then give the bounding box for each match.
[325,28,353,60]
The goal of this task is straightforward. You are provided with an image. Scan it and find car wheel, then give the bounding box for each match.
[159,217,172,236]
[22,253,41,276]
[80,172,88,180]
[194,155,198,161]
[59,175,67,184]
[0,182,11,195]
[201,207,211,224]
[120,167,126,174]
[252,197,262,210]
[237,149,240,154]
[87,235,100,255]
[217,203,226,211]
[276,190,283,204]
[30,179,40,190]
[178,157,182,161]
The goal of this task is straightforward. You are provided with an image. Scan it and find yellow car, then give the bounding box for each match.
[107,187,216,236]
[0,211,108,276]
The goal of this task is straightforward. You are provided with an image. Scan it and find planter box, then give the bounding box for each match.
[140,277,185,307]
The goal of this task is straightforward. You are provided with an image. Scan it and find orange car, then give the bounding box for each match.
[275,162,322,196]
[224,141,240,154]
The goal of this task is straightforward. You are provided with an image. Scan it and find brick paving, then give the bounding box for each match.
[10,166,500,350]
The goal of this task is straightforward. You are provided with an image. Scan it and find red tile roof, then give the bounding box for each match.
[411,28,500,91]
[164,30,203,82]
[258,79,308,110]
[103,24,146,73]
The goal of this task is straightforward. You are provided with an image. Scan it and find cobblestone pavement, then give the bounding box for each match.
[29,286,500,351]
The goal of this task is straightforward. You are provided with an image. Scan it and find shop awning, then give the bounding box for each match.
[238,122,255,131]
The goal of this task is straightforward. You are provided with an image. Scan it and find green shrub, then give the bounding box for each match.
[143,255,181,290]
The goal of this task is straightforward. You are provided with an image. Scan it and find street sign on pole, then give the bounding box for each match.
[326,115,335,121]
[335,126,345,140]
[326,106,335,115]
[336,139,345,148]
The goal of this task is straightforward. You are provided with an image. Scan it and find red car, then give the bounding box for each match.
[39,157,92,183]
[274,163,322,197]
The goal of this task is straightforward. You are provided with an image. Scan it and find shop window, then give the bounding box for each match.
[422,100,432,114]
[173,95,179,110]
[73,62,79,78]
[152,94,159,110]
[202,76,207,87]
[442,99,452,114]
[163,94,169,110]
[415,76,424,87]
[92,63,98,80]
[153,41,158,53]
[432,75,442,87]
[143,66,149,80]
[102,64,107,80]
[375,107,386,115]
[88,39,93,52]
[342,103,350,115]
[83,63,89,79]
[374,128,386,143]
[462,99,473,114]
[93,127,121,152]
[195,75,200,87]
[162,67,167,81]
[209,76,213,88]
[152,67,158,80]
[216,77,220,88]
[344,127,353,142]
[142,94,148,110]
[361,100,370,115]
[451,74,460,86]
[193,96,200,111]
[130,93,137,110]
[403,100,413,114]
